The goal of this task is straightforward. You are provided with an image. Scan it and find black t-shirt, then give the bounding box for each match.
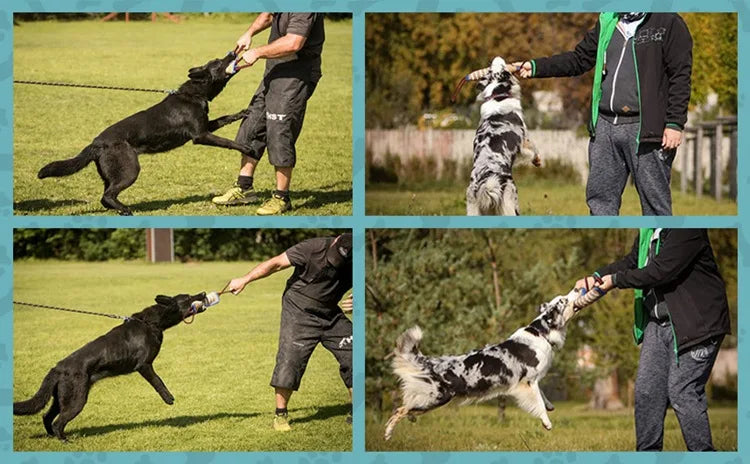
[284,237,352,309]
[265,13,325,82]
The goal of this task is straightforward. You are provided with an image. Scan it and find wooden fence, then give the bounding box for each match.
[679,116,737,201]
[367,122,737,200]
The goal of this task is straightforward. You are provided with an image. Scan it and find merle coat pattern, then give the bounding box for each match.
[466,56,540,216]
[13,293,208,441]
[38,53,250,215]
[384,289,579,441]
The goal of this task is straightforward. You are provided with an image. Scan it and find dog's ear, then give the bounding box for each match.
[155,295,175,307]
[188,66,208,80]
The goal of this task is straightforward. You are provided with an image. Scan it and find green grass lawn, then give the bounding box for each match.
[13,16,352,216]
[366,401,737,451]
[366,178,737,216]
[13,261,352,451]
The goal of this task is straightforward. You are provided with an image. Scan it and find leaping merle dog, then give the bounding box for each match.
[466,56,541,216]
[38,52,250,215]
[384,288,579,440]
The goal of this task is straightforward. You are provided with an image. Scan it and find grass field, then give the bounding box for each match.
[13,16,352,216]
[13,261,352,451]
[366,179,737,216]
[366,401,737,451]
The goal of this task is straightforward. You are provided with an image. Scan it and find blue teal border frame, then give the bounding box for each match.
[0,0,745,462]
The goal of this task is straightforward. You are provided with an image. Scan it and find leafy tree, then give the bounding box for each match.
[366,13,737,128]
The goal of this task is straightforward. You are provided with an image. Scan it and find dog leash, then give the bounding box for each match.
[13,79,178,95]
[13,300,134,322]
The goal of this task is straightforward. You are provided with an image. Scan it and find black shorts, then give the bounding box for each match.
[270,294,352,391]
[235,75,318,168]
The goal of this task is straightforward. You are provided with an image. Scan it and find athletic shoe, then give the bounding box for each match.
[273,413,292,432]
[211,183,258,205]
[257,193,292,215]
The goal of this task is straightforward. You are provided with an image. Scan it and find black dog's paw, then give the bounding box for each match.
[164,395,175,405]
[118,210,133,216]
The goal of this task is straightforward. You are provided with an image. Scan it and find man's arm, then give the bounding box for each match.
[609,229,707,289]
[235,13,274,52]
[513,21,600,79]
[227,252,292,295]
[239,13,318,67]
[575,234,639,290]
[661,14,693,149]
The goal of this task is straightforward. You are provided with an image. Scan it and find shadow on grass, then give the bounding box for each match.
[39,411,261,439]
[14,198,88,213]
[15,185,352,215]
[293,403,350,425]
[291,182,352,211]
[128,194,214,213]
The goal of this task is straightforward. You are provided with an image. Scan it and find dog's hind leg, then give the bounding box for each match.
[540,386,555,411]
[500,181,520,216]
[509,381,552,430]
[466,190,480,216]
[384,406,411,441]
[52,378,89,442]
[97,143,140,216]
[43,387,60,437]
[138,365,175,405]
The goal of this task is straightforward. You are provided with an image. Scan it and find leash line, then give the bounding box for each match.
[13,300,132,321]
[14,79,176,95]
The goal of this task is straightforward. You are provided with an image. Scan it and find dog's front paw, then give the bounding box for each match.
[542,419,552,430]
[164,395,175,405]
[240,144,255,156]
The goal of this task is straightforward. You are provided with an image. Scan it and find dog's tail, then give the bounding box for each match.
[38,144,98,179]
[392,326,440,410]
[474,175,519,216]
[13,369,58,415]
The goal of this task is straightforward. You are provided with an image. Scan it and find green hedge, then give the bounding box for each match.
[13,229,343,262]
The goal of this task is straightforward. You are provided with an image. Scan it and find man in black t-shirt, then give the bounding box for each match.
[212,12,325,215]
[227,233,352,431]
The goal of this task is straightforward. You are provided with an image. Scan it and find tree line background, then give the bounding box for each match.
[365,229,737,411]
[13,13,353,22]
[13,229,343,262]
[366,13,737,129]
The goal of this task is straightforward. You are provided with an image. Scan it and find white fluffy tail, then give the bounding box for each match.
[468,176,519,216]
[391,326,440,411]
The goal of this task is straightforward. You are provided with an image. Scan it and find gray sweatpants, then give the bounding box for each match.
[634,320,722,451]
[587,117,676,216]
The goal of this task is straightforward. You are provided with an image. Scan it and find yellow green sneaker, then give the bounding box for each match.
[211,183,258,206]
[273,413,292,432]
[256,193,292,215]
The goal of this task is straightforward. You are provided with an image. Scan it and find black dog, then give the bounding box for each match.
[14,293,208,441]
[38,53,249,215]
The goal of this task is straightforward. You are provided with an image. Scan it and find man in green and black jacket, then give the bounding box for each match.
[576,229,731,451]
[513,13,692,216]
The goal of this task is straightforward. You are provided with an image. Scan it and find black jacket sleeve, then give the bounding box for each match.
[662,14,693,130]
[613,229,707,289]
[596,235,639,277]
[533,22,599,78]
